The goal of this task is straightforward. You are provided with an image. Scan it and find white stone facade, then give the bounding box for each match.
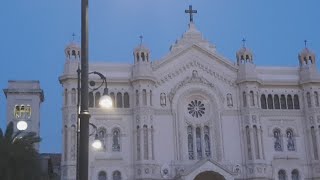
[59,23,320,180]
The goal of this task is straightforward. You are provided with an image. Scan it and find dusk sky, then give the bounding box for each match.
[1,0,320,153]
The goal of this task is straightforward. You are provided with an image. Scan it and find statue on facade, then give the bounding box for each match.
[160,93,166,106]
[227,93,233,107]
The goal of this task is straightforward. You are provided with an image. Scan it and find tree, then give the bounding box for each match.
[0,122,42,180]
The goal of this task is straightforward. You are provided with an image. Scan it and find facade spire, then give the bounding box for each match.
[185,5,197,23]
[139,35,143,46]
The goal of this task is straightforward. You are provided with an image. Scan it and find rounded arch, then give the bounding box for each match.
[98,171,107,180]
[170,83,224,161]
[194,171,225,180]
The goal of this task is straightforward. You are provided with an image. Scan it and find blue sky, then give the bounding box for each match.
[0,0,319,153]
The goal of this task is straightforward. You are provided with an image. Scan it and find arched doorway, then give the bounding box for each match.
[194,171,225,180]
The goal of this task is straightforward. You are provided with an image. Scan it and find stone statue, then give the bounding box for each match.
[227,93,233,107]
[160,93,166,106]
[113,130,120,151]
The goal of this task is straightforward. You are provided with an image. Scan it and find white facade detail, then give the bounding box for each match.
[59,22,320,180]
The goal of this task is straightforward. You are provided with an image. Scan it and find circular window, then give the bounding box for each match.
[187,100,205,118]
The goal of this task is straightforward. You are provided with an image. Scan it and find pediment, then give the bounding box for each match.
[153,44,237,72]
[153,46,238,88]
[177,159,236,180]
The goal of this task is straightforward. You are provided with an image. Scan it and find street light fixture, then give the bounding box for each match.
[77,67,112,180]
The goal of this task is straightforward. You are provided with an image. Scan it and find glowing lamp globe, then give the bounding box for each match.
[92,139,102,150]
[99,95,113,109]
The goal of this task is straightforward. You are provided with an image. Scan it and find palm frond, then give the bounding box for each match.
[4,122,14,142]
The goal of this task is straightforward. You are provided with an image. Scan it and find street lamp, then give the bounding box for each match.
[77,67,112,180]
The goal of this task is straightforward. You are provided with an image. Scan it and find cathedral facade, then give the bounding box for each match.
[59,19,320,180]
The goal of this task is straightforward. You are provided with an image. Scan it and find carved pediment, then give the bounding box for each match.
[168,70,224,103]
[155,59,236,89]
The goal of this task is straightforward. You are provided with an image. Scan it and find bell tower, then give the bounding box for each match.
[3,80,44,150]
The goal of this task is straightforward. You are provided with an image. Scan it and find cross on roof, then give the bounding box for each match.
[242,38,246,48]
[72,33,76,41]
[185,5,197,23]
[304,40,308,48]
[139,35,143,46]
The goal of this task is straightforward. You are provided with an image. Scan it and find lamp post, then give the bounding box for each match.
[77,65,112,180]
[79,0,90,179]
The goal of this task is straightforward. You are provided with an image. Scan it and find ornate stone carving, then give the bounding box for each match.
[168,70,224,103]
[155,60,236,88]
[160,93,166,106]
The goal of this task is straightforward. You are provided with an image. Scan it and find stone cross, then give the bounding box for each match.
[304,40,307,48]
[139,35,143,46]
[185,5,197,23]
[242,38,246,48]
[72,33,76,41]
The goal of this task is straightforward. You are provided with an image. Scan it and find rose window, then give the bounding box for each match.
[188,100,205,118]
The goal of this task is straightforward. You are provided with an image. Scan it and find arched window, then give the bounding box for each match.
[246,126,252,160]
[137,126,141,160]
[196,127,202,159]
[124,92,129,108]
[294,95,300,109]
[71,88,76,105]
[253,126,260,159]
[112,128,120,152]
[143,125,148,160]
[291,169,299,180]
[98,171,107,180]
[110,92,115,108]
[98,127,106,150]
[274,95,280,109]
[204,126,211,158]
[315,92,319,107]
[89,92,94,108]
[311,126,319,160]
[286,129,295,151]
[141,52,145,61]
[187,126,194,160]
[95,92,101,107]
[267,94,274,109]
[261,94,267,109]
[64,89,68,105]
[112,171,121,180]
[136,90,139,106]
[280,95,287,109]
[278,170,287,180]
[136,53,140,62]
[250,91,255,106]
[64,126,68,161]
[142,89,147,106]
[307,92,311,107]
[274,129,282,151]
[243,92,247,107]
[71,125,76,160]
[116,92,123,108]
[150,90,152,106]
[287,95,293,109]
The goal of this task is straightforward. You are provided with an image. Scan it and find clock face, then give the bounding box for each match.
[187,100,205,118]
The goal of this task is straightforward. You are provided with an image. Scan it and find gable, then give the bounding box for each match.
[153,45,238,88]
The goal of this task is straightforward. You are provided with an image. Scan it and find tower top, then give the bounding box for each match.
[185,5,197,23]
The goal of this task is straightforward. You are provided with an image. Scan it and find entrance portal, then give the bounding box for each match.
[194,171,225,180]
